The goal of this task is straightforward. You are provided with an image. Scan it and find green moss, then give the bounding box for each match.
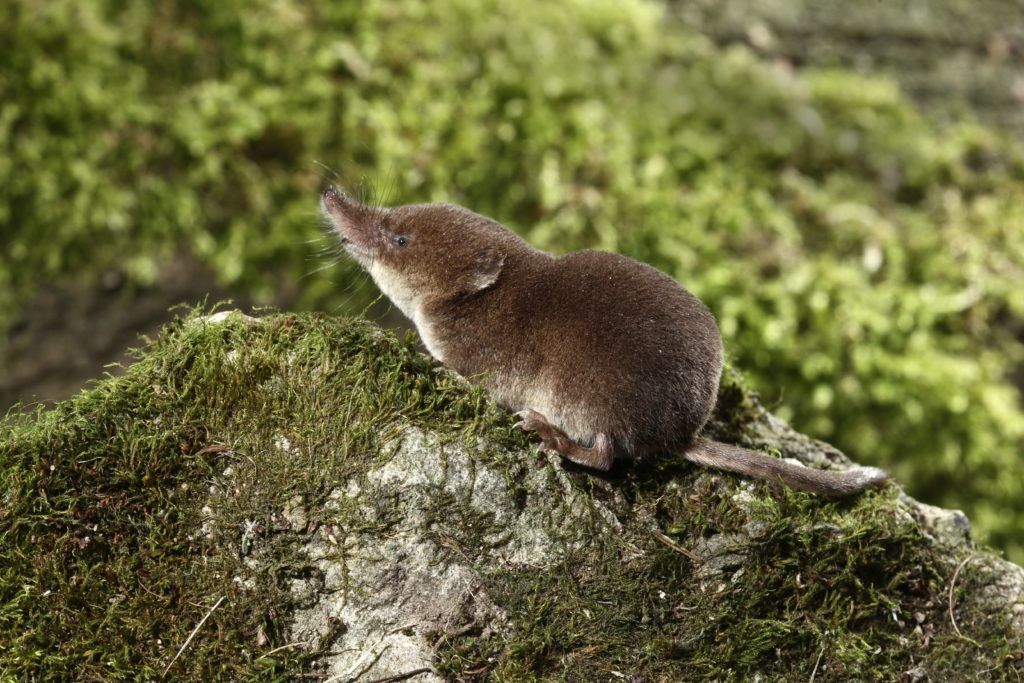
[2,309,1020,679]
[438,477,1019,680]
[0,308,514,680]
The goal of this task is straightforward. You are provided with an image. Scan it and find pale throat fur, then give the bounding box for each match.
[365,259,448,363]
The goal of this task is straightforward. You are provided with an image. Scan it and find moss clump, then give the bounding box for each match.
[438,475,1020,681]
[0,308,512,680]
[2,309,1021,679]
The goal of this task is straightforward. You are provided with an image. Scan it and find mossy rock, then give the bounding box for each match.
[1,309,1022,680]
[6,0,1024,563]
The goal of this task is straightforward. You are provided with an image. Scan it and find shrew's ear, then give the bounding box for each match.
[463,247,505,293]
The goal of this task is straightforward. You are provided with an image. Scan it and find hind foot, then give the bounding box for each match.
[513,409,615,471]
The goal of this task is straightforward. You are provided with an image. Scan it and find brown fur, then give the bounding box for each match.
[321,188,889,497]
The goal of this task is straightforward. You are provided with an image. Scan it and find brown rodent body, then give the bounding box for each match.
[321,188,889,497]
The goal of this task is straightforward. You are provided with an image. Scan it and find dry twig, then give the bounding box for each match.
[367,668,433,683]
[808,646,825,682]
[652,530,700,562]
[162,596,226,677]
[947,556,981,646]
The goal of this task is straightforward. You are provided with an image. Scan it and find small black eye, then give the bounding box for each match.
[395,235,409,247]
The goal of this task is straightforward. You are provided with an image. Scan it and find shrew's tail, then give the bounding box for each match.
[684,438,889,497]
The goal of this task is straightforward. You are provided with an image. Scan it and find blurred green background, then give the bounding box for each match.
[2,0,1023,559]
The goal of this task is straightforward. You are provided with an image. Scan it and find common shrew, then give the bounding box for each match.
[321,188,888,497]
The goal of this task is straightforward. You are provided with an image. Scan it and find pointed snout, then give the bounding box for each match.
[320,186,378,259]
[320,186,351,216]
[320,186,362,233]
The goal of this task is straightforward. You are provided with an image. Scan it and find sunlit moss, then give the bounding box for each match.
[2,310,1018,679]
[0,309,513,679]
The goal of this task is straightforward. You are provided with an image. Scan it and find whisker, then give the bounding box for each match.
[299,256,346,282]
[297,235,334,246]
[312,159,341,180]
